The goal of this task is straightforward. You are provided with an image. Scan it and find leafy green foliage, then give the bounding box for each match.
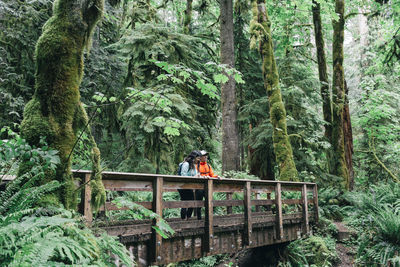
[0,0,53,131]
[0,131,133,266]
[344,182,400,266]
[112,196,175,238]
[279,235,339,267]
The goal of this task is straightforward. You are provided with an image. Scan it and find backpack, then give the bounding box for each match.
[177,161,185,176]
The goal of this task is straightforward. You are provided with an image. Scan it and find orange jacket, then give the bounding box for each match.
[197,162,218,177]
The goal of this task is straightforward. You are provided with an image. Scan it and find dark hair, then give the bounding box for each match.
[185,150,200,170]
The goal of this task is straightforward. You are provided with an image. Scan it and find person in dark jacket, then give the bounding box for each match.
[178,150,201,220]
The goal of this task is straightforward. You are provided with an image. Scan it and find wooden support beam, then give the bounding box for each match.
[244,181,252,246]
[82,173,92,225]
[255,193,260,212]
[204,179,214,253]
[275,183,283,240]
[302,184,309,234]
[226,193,233,214]
[152,177,163,263]
[313,184,319,223]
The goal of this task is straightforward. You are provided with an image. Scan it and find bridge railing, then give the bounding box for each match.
[73,170,318,263]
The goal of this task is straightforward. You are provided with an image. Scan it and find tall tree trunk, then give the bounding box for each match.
[331,0,350,189]
[343,80,354,190]
[250,0,298,181]
[312,0,332,142]
[220,0,240,172]
[234,0,249,171]
[19,0,106,210]
[183,0,193,34]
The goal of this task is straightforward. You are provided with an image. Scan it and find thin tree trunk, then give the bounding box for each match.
[220,0,240,172]
[343,80,354,190]
[312,0,332,141]
[331,0,350,189]
[183,0,193,34]
[251,0,298,181]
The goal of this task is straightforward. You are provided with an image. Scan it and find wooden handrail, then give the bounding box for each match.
[3,169,318,260]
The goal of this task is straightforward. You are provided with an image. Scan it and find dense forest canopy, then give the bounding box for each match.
[1,0,400,266]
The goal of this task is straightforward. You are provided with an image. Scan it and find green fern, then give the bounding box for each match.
[0,131,134,266]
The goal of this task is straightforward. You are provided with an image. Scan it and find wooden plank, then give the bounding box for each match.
[281,185,303,192]
[214,199,244,207]
[82,173,92,224]
[152,177,163,263]
[313,184,319,223]
[163,199,244,209]
[226,193,232,214]
[282,199,302,205]
[72,169,316,185]
[275,183,283,240]
[204,179,214,253]
[302,184,310,234]
[251,199,275,206]
[244,181,252,246]
[100,201,153,211]
[102,179,152,191]
[164,200,204,209]
[250,185,275,193]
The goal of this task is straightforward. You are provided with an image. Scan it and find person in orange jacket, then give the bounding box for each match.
[195,150,219,219]
[197,150,219,178]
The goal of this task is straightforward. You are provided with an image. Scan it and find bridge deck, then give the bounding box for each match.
[73,170,318,266]
[2,171,318,266]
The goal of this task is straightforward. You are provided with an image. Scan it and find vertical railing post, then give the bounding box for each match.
[82,173,92,225]
[226,192,232,214]
[152,177,163,263]
[255,193,260,212]
[244,181,252,246]
[204,179,214,253]
[275,182,283,240]
[301,184,309,234]
[313,184,319,223]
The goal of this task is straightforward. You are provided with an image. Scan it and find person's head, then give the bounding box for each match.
[199,150,209,162]
[186,150,201,168]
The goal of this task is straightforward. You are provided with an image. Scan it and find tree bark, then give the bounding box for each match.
[343,80,354,190]
[331,0,350,189]
[19,0,106,209]
[250,0,298,181]
[312,0,332,142]
[220,0,240,172]
[183,0,193,34]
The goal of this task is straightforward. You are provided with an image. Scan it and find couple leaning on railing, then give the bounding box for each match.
[177,150,220,220]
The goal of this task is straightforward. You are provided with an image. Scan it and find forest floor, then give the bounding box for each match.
[335,243,355,267]
[334,221,356,267]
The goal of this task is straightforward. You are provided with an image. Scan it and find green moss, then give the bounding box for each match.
[19,0,105,210]
[331,0,349,190]
[90,143,106,211]
[251,0,298,181]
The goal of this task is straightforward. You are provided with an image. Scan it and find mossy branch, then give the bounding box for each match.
[369,137,399,183]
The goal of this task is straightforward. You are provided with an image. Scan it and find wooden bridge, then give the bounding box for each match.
[2,171,319,266]
[73,170,319,266]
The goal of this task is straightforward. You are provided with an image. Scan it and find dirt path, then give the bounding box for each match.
[335,243,355,267]
[334,221,356,267]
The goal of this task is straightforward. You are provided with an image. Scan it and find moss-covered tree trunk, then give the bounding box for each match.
[312,0,332,142]
[343,80,354,190]
[183,0,193,34]
[250,0,298,181]
[220,0,240,172]
[19,0,106,209]
[331,0,350,189]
